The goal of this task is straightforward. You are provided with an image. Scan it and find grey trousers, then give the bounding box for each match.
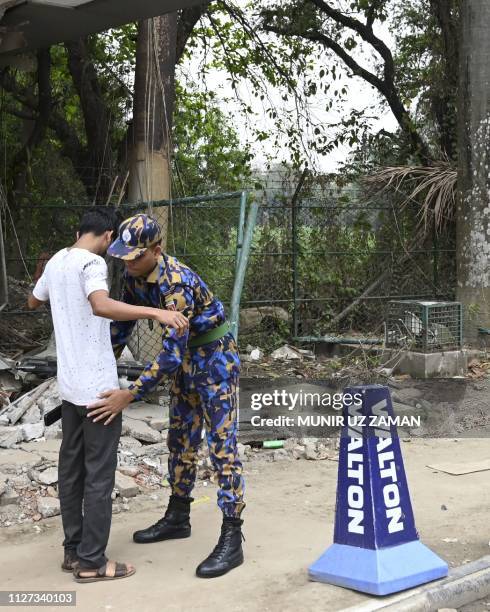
[58,400,121,569]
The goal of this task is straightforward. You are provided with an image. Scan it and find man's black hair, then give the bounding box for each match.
[78,207,122,238]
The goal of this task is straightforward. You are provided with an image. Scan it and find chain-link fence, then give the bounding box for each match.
[238,173,456,348]
[0,176,457,358]
[0,192,246,360]
[118,193,247,363]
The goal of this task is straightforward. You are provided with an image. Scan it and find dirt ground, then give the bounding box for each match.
[0,437,489,612]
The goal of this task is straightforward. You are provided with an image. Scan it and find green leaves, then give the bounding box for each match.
[172,81,251,196]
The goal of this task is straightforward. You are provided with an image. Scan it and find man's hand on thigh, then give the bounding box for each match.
[87,389,133,425]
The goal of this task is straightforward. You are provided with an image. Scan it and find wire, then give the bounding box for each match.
[0,186,32,281]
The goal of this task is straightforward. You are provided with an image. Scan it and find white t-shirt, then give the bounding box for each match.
[33,248,120,406]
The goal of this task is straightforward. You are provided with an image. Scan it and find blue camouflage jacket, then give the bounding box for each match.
[110,254,230,400]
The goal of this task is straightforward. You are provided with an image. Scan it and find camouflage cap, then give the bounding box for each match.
[108,214,162,260]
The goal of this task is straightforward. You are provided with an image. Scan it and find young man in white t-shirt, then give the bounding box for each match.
[28,207,188,583]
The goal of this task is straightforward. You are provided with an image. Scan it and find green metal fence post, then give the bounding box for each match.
[291,169,308,337]
[235,191,247,279]
[230,197,260,341]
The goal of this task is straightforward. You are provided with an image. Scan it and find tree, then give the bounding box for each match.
[260,0,461,166]
[457,0,490,342]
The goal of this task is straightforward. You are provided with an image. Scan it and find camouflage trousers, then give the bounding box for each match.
[167,335,245,517]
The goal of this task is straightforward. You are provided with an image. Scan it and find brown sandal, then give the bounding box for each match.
[61,551,79,573]
[73,560,136,583]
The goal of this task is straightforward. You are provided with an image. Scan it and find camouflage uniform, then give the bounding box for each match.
[109,216,245,518]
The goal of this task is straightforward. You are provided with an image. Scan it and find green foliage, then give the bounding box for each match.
[172,83,252,196]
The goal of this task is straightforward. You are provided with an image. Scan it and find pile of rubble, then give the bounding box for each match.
[0,378,61,446]
[0,277,52,356]
[0,375,338,527]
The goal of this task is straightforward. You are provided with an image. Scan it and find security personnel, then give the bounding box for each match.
[86,214,245,579]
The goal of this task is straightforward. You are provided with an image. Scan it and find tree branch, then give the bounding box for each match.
[65,37,113,201]
[11,48,52,189]
[366,0,384,29]
[0,66,79,156]
[307,0,395,79]
[176,2,211,63]
[264,22,385,91]
[263,5,431,163]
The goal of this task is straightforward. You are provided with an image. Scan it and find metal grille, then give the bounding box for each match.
[385,300,462,353]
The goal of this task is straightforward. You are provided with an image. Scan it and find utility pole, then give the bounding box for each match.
[129,14,178,249]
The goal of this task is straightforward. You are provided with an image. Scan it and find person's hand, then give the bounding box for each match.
[153,310,189,336]
[87,388,133,425]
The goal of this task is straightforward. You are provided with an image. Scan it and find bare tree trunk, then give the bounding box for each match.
[128,15,178,250]
[457,0,490,343]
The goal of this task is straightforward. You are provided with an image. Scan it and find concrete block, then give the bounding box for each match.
[0,426,23,448]
[381,349,468,379]
[21,422,44,441]
[37,496,60,518]
[122,417,162,443]
[114,471,139,498]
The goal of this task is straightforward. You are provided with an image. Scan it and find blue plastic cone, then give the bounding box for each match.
[308,385,448,596]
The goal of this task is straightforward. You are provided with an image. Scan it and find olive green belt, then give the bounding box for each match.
[187,321,231,349]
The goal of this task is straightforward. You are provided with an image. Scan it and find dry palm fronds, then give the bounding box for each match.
[363,162,457,235]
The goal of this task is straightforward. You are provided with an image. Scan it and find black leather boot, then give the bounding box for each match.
[195,517,244,578]
[133,495,193,544]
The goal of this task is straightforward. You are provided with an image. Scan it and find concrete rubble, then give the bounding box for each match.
[0,349,450,528]
[0,370,343,527]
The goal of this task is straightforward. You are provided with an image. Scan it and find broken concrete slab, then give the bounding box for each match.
[33,467,58,486]
[0,473,6,497]
[20,404,41,424]
[44,422,62,440]
[118,466,140,478]
[0,370,22,393]
[0,425,23,448]
[141,457,161,471]
[0,449,43,472]
[122,417,162,444]
[271,345,302,360]
[124,401,168,422]
[304,441,318,460]
[37,393,61,417]
[132,442,167,458]
[0,489,19,507]
[149,418,169,432]
[119,436,142,449]
[46,486,58,498]
[3,378,54,425]
[114,471,139,498]
[19,438,61,460]
[8,473,31,488]
[37,496,60,518]
[21,422,44,442]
